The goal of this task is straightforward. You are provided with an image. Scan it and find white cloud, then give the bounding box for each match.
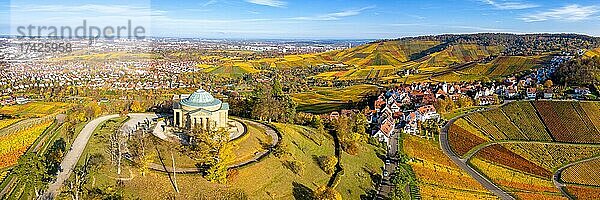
[290,6,375,21]
[11,4,162,17]
[386,23,505,32]
[480,0,539,10]
[201,0,219,7]
[245,0,286,8]
[521,4,599,22]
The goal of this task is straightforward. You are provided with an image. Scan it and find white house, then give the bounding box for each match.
[526,88,537,99]
[374,117,394,145]
[417,105,439,121]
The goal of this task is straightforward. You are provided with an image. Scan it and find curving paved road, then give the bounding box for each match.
[439,107,515,200]
[44,114,120,198]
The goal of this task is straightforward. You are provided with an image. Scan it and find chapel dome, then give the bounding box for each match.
[180,89,222,108]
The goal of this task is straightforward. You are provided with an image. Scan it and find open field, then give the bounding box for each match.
[229,122,270,166]
[0,102,70,118]
[229,123,334,199]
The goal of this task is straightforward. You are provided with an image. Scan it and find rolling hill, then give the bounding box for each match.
[322,40,441,66]
[311,33,599,83]
[584,48,600,58]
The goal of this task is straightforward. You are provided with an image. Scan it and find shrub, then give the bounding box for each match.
[283,159,304,175]
[313,185,342,200]
[272,143,291,158]
[317,155,338,175]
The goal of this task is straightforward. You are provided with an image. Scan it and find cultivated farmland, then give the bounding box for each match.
[561,158,600,186]
[447,101,600,199]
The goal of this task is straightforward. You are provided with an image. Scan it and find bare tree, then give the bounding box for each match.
[171,151,179,193]
[66,155,99,200]
[108,128,127,175]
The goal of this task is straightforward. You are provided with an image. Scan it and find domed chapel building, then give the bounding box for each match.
[173,88,229,131]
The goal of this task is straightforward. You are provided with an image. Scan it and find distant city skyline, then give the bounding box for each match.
[1,0,600,39]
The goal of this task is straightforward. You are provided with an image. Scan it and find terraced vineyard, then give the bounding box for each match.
[420,44,503,68]
[561,158,600,186]
[584,47,600,58]
[460,56,543,77]
[447,101,600,199]
[469,158,565,199]
[534,101,600,143]
[291,84,379,113]
[0,118,22,130]
[403,135,496,199]
[464,112,506,140]
[503,143,600,171]
[311,40,521,83]
[205,62,260,77]
[447,123,487,156]
[565,185,600,200]
[323,40,440,65]
[0,120,53,168]
[480,109,526,140]
[500,102,552,141]
[474,144,552,178]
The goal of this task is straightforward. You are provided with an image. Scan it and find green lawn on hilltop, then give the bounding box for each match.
[230,123,335,199]
[58,116,383,199]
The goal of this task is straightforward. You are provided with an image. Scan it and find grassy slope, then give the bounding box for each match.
[229,122,270,165]
[64,119,380,199]
[231,123,334,199]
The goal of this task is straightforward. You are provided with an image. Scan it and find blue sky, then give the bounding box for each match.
[1,0,600,39]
